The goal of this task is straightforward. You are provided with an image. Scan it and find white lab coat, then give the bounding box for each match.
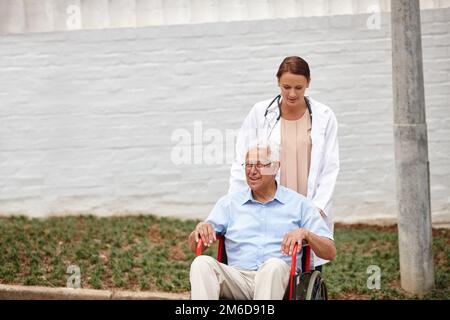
[228,95,340,266]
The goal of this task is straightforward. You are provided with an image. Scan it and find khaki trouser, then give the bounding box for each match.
[190,255,290,300]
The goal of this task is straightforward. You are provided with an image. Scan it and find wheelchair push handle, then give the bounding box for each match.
[196,239,203,256]
[289,242,311,300]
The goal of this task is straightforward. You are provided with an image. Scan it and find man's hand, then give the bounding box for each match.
[282,228,336,261]
[188,222,217,254]
[281,228,310,256]
[194,222,217,247]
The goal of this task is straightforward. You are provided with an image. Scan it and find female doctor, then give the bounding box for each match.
[228,56,340,270]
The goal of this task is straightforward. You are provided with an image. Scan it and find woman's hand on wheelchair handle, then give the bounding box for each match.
[195,222,217,247]
[281,228,310,256]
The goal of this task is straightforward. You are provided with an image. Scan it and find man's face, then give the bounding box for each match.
[245,147,279,193]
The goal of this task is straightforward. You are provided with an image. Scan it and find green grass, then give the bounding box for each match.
[0,215,201,292]
[324,224,449,299]
[0,215,448,299]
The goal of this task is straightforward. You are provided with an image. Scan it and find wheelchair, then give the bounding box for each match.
[196,234,328,300]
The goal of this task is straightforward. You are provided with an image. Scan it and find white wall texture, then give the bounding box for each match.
[1,0,450,34]
[0,8,449,225]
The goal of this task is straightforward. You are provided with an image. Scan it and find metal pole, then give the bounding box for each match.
[391,0,434,296]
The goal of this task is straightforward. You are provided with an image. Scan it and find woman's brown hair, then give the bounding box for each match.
[276,56,310,81]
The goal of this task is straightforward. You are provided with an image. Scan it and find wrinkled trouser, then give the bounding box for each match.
[190,255,290,300]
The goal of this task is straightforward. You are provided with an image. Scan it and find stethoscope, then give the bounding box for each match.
[263,95,313,139]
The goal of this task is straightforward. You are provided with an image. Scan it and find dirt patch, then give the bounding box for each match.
[434,251,448,268]
[99,251,109,264]
[333,291,370,300]
[387,279,418,299]
[336,223,450,237]
[338,242,354,254]
[335,223,398,233]
[388,279,402,290]
[169,246,187,261]
[364,240,396,256]
[432,228,450,241]
[148,224,162,243]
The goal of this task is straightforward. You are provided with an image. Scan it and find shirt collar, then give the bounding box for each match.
[273,183,286,204]
[241,182,286,205]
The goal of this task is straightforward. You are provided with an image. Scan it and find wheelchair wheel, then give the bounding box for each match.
[294,271,328,300]
[306,271,328,300]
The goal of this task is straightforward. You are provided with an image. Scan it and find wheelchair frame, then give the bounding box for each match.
[195,234,328,300]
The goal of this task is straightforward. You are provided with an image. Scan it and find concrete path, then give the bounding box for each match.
[0,284,190,300]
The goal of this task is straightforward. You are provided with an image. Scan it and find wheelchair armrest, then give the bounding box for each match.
[196,235,226,263]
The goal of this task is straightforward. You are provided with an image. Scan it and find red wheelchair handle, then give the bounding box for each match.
[196,236,225,262]
[289,242,311,300]
[289,243,299,300]
[196,239,203,256]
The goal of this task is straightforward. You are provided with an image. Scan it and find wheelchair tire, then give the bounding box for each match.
[305,271,328,300]
[293,271,328,300]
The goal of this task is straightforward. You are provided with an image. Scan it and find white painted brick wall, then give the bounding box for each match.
[0,8,449,224]
[2,0,450,34]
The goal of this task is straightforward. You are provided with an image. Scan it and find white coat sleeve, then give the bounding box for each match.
[228,105,258,194]
[311,111,340,216]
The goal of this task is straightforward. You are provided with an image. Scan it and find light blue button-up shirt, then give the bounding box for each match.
[205,184,333,271]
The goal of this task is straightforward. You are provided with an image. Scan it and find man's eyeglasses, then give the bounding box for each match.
[242,161,273,169]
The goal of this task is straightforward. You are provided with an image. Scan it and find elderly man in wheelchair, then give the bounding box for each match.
[188,144,336,300]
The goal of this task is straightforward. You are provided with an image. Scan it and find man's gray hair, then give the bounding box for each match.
[245,140,280,163]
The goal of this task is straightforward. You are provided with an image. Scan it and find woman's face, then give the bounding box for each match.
[278,72,310,107]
